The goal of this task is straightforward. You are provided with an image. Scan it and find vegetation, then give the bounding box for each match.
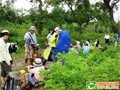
[0,0,120,90]
[41,45,120,90]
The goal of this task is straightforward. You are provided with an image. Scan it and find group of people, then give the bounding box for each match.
[70,32,119,54]
[0,26,119,89]
[24,26,62,65]
[0,26,64,89]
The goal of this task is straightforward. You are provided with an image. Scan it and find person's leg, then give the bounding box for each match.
[51,49,57,63]
[27,49,33,65]
[25,52,29,63]
[115,41,117,48]
[0,62,7,89]
[42,58,47,65]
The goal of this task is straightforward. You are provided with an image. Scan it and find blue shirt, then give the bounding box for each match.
[114,34,118,41]
[83,45,90,54]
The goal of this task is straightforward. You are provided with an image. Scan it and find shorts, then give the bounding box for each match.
[0,61,12,77]
[25,48,33,59]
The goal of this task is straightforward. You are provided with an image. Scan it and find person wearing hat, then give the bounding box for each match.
[27,58,44,81]
[42,27,62,65]
[24,26,37,65]
[0,30,13,89]
[49,27,62,63]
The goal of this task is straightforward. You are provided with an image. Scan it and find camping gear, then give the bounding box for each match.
[4,72,21,90]
[24,74,39,88]
[55,30,71,53]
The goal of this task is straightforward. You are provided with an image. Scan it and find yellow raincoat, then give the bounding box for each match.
[49,32,58,48]
[42,47,52,60]
[43,32,58,60]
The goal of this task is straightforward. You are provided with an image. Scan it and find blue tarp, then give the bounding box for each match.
[55,30,71,53]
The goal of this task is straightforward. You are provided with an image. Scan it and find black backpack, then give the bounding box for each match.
[4,75,21,90]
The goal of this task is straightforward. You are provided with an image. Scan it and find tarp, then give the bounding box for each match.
[55,30,71,53]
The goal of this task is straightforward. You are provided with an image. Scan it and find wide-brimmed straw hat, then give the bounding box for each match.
[8,71,21,80]
[33,58,42,66]
[0,30,12,36]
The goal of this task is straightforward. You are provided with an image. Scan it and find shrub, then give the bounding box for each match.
[41,45,120,90]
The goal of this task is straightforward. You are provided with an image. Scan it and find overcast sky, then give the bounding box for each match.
[1,0,120,22]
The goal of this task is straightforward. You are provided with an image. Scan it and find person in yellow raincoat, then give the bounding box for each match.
[42,27,62,65]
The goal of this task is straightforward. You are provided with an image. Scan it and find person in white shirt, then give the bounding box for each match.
[24,26,37,65]
[0,30,13,89]
[104,33,110,44]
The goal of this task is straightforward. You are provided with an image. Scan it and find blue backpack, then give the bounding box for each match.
[55,30,71,53]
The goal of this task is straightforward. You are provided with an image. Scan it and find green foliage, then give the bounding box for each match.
[0,5,24,24]
[84,21,111,33]
[41,45,120,90]
[0,22,32,48]
[50,7,66,27]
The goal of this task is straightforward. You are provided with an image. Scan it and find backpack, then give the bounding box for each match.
[23,73,39,90]
[4,75,21,90]
[55,30,71,53]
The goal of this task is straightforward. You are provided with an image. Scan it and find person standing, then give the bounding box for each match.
[0,30,13,89]
[114,32,119,48]
[50,27,62,63]
[24,26,37,65]
[104,33,110,44]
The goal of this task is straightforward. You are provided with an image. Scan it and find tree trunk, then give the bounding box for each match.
[66,3,82,32]
[108,7,117,32]
[103,0,118,33]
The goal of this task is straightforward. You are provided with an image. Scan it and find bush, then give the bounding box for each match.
[41,45,120,90]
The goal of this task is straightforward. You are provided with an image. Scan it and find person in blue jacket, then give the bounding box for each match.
[114,32,119,48]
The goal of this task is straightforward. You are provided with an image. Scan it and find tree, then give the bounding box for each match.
[49,7,66,28]
[45,0,94,31]
[103,0,120,32]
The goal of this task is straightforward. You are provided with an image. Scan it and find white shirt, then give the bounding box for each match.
[0,38,12,63]
[104,35,110,39]
[46,33,52,45]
